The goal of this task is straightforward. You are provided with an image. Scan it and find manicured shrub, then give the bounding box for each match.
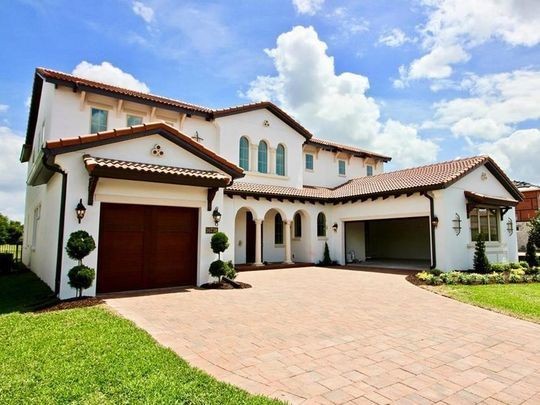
[320,242,333,266]
[209,260,226,281]
[440,271,460,285]
[67,265,95,297]
[224,260,237,280]
[473,234,490,274]
[459,272,472,285]
[210,232,229,259]
[425,275,442,285]
[490,263,508,273]
[66,230,96,264]
[525,239,539,268]
[428,268,442,276]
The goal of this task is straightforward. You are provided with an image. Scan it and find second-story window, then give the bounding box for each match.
[366,165,374,176]
[305,153,314,171]
[91,108,108,133]
[338,160,346,176]
[127,115,143,126]
[258,140,268,173]
[276,144,285,176]
[239,136,250,171]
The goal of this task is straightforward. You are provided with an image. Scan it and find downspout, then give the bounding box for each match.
[422,192,437,269]
[42,153,67,296]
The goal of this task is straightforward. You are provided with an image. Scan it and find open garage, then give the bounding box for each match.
[345,217,431,269]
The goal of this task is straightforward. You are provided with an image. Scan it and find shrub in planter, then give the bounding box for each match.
[508,273,523,283]
[67,265,95,297]
[210,232,229,259]
[425,275,442,285]
[224,260,237,280]
[458,272,473,285]
[66,230,96,264]
[440,271,460,285]
[487,272,505,284]
[491,263,510,273]
[473,234,490,274]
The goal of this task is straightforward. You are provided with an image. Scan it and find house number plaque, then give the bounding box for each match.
[205,227,218,234]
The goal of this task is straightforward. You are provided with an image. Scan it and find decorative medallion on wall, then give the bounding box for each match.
[263,119,270,127]
[151,144,164,157]
[481,172,488,181]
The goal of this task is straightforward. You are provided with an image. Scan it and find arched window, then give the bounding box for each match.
[294,213,302,238]
[258,140,268,173]
[274,213,283,244]
[317,212,326,237]
[276,144,285,176]
[239,136,249,170]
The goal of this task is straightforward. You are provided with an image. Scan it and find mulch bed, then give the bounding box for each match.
[405,274,424,286]
[35,296,104,313]
[200,279,252,289]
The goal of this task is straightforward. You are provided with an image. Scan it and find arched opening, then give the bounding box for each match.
[263,208,286,263]
[258,140,268,173]
[317,212,327,237]
[239,136,249,171]
[276,143,286,176]
[234,207,257,264]
[291,210,311,263]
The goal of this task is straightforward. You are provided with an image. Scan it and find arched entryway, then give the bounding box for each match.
[291,209,311,263]
[234,207,259,265]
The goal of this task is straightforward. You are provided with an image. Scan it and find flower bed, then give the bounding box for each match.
[415,262,540,285]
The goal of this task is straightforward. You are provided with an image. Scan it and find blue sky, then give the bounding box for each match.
[1,0,539,220]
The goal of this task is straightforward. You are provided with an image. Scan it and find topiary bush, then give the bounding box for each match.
[320,242,332,266]
[209,260,226,281]
[66,230,96,264]
[224,260,237,280]
[525,239,539,268]
[67,265,95,297]
[473,234,490,274]
[210,232,229,259]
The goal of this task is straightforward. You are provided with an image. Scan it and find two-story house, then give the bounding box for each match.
[21,68,523,298]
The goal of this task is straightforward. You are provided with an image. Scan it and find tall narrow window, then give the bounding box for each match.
[366,165,373,176]
[338,160,346,176]
[317,213,326,237]
[32,205,41,249]
[294,213,302,238]
[239,136,250,170]
[470,208,499,242]
[127,115,143,126]
[275,213,283,244]
[276,144,285,176]
[90,108,108,133]
[305,153,314,171]
[258,140,268,173]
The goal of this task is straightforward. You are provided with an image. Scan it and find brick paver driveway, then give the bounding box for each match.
[106,267,540,404]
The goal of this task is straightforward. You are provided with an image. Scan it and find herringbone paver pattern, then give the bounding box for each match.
[106,267,540,404]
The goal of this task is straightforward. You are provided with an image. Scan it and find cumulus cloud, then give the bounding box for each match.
[72,61,150,93]
[246,26,438,167]
[398,0,540,84]
[132,1,154,23]
[292,0,324,15]
[478,129,540,184]
[0,127,27,221]
[432,70,540,141]
[378,28,411,47]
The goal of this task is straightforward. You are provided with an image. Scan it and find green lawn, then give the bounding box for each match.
[0,272,281,405]
[437,283,540,323]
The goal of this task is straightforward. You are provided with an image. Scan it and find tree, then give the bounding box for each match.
[209,232,231,282]
[525,239,539,268]
[473,233,490,274]
[66,230,96,297]
[0,213,24,245]
[529,212,540,248]
[0,214,8,245]
[320,242,332,266]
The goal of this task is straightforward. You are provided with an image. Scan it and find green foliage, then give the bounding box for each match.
[416,271,431,281]
[525,239,539,268]
[473,234,490,274]
[209,260,226,281]
[67,265,96,297]
[529,212,540,247]
[0,213,24,245]
[224,260,237,280]
[210,232,229,259]
[509,262,522,269]
[519,261,530,269]
[508,273,523,283]
[428,268,442,276]
[320,242,332,266]
[439,271,461,285]
[65,230,96,264]
[487,272,506,284]
[525,266,539,275]
[490,263,509,273]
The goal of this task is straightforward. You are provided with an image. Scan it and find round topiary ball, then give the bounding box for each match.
[66,230,96,262]
[209,259,226,280]
[210,232,229,255]
[67,265,96,296]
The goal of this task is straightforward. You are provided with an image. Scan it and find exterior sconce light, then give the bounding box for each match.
[507,218,513,235]
[452,213,461,235]
[75,198,86,223]
[431,216,439,228]
[212,207,222,226]
[332,222,338,232]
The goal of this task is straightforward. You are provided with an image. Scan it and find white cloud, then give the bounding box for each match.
[399,0,540,83]
[432,69,540,141]
[0,127,27,222]
[246,26,438,167]
[0,104,8,113]
[478,129,540,184]
[132,1,154,24]
[328,7,369,39]
[378,28,411,47]
[72,61,150,93]
[292,0,324,15]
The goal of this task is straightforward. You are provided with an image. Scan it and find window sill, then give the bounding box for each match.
[305,169,314,173]
[338,174,347,178]
[247,171,289,180]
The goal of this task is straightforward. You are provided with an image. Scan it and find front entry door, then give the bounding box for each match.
[246,211,255,263]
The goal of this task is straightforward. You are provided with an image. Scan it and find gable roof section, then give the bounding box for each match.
[45,122,244,179]
[225,156,523,202]
[213,101,313,140]
[307,137,391,162]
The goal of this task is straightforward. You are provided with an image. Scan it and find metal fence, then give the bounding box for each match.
[0,244,23,262]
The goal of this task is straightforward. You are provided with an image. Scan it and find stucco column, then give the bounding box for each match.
[254,218,263,266]
[269,147,276,174]
[284,220,293,264]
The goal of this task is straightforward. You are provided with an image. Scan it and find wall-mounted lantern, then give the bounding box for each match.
[212,207,222,226]
[506,218,513,235]
[75,199,86,223]
[332,222,338,232]
[431,216,439,228]
[452,213,461,235]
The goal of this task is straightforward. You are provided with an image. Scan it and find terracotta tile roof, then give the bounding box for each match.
[226,156,523,202]
[45,122,244,178]
[213,101,313,140]
[514,180,540,191]
[84,155,230,182]
[36,68,212,114]
[307,137,392,161]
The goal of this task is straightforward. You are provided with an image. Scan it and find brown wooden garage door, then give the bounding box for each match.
[97,203,198,293]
